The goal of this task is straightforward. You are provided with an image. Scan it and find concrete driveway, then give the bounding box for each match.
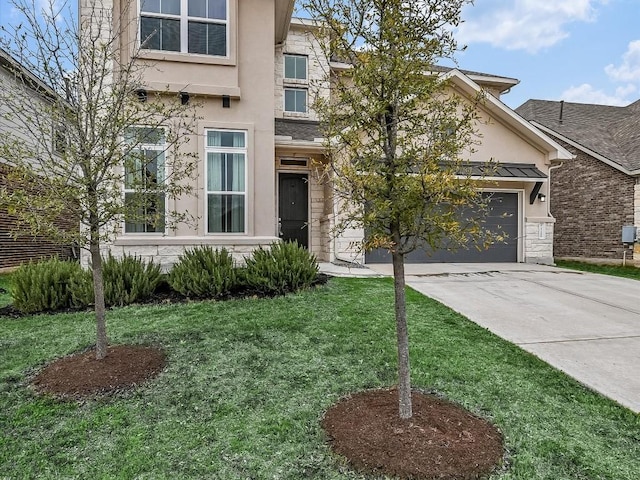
[368,263,640,413]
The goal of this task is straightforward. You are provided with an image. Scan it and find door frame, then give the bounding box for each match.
[277,170,311,248]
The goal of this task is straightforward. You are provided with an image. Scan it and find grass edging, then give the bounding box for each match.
[556,259,640,281]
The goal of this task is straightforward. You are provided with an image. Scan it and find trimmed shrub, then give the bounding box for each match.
[12,258,84,313]
[70,253,162,307]
[169,246,237,298]
[243,241,319,295]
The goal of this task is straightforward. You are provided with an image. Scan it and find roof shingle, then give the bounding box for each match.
[275,118,322,142]
[516,99,640,172]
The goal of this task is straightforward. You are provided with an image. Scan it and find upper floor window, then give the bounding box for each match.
[140,0,228,57]
[284,54,307,81]
[123,127,166,233]
[284,88,307,113]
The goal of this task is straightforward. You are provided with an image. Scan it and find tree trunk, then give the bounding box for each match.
[90,239,108,360]
[391,247,412,419]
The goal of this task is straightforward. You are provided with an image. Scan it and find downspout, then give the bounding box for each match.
[547,162,564,217]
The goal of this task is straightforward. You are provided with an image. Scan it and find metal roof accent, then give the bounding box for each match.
[458,162,547,180]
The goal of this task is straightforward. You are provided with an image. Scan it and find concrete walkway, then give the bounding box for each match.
[318,262,382,278]
[330,262,640,413]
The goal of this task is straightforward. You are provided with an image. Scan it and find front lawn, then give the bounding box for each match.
[556,259,640,281]
[0,278,638,479]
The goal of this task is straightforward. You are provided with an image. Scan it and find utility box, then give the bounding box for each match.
[622,225,637,244]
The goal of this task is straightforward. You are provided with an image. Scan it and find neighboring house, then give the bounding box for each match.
[96,0,571,267]
[517,99,640,261]
[0,48,76,270]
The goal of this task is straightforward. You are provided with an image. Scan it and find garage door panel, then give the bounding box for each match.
[366,192,519,263]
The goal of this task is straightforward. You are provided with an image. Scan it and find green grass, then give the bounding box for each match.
[556,260,640,281]
[0,278,638,479]
[0,274,12,308]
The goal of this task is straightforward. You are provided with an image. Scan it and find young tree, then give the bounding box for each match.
[304,0,496,419]
[0,0,198,359]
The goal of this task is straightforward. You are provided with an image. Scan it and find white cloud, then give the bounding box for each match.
[457,0,607,53]
[559,83,636,106]
[556,40,640,106]
[604,40,640,82]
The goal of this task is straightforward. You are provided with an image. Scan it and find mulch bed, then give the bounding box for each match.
[322,388,504,480]
[31,345,166,400]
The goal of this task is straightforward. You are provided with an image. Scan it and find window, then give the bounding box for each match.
[206,130,246,233]
[140,0,228,57]
[284,54,307,80]
[123,127,166,233]
[284,88,307,113]
[53,125,67,155]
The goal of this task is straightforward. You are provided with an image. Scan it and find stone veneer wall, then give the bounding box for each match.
[524,220,554,264]
[334,226,365,264]
[309,167,328,261]
[275,23,330,121]
[550,139,635,259]
[81,239,279,272]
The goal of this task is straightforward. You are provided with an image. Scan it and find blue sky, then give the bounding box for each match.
[449,0,640,108]
[2,0,638,110]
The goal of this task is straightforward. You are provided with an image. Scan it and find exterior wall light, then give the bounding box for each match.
[136,89,147,102]
[538,193,546,202]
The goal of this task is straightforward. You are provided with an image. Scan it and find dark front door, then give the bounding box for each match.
[278,173,309,248]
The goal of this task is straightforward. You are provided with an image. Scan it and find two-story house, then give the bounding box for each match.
[94,0,572,267]
[0,48,76,270]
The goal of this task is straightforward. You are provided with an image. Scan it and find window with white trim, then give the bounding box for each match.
[205,129,246,233]
[140,0,228,57]
[284,88,307,113]
[123,127,166,233]
[284,54,307,80]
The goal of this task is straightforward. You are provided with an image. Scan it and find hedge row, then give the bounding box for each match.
[11,242,319,313]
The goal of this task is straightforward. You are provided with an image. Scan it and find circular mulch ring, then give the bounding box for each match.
[322,388,504,480]
[31,345,165,399]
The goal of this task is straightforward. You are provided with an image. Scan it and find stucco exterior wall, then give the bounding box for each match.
[549,139,635,259]
[81,0,281,269]
[470,104,551,221]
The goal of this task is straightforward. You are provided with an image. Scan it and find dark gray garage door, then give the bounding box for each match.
[365,192,519,263]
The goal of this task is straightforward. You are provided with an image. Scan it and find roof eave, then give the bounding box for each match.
[0,47,58,101]
[531,121,638,176]
[465,74,520,94]
[275,0,296,45]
